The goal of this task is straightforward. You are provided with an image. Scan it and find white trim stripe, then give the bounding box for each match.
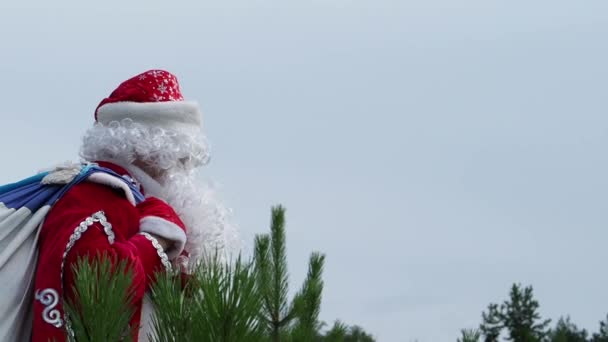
[96,101,202,135]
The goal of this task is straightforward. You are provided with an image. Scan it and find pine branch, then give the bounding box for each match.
[457,329,481,342]
[192,254,265,342]
[64,253,135,342]
[254,234,273,329]
[290,252,325,342]
[270,206,289,325]
[148,270,192,342]
[253,206,292,341]
[150,254,265,342]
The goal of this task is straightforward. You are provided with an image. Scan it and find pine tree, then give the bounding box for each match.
[457,329,481,342]
[254,205,326,342]
[547,316,588,342]
[323,321,349,342]
[591,314,608,342]
[480,284,550,342]
[480,303,502,342]
[343,325,376,342]
[321,321,376,342]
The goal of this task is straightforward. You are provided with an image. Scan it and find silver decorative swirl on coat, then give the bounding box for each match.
[35,288,63,328]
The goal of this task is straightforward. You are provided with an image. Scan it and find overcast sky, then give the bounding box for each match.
[1,1,607,340]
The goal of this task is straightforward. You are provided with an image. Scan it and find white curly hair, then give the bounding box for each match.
[80,118,210,171]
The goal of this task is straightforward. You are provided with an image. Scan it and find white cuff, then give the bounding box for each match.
[139,216,186,260]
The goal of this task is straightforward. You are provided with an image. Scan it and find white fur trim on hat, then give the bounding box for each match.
[97,101,202,135]
[140,216,187,259]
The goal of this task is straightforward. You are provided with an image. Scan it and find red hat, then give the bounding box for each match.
[95,70,202,135]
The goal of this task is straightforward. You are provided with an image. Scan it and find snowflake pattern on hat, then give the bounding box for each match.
[95,69,186,119]
[142,70,184,102]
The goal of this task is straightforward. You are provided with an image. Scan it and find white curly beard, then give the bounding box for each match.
[137,167,242,265]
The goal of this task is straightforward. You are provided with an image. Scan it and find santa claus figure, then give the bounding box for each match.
[31,70,239,341]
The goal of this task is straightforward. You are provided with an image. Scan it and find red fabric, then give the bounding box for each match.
[31,163,166,342]
[95,69,184,120]
[138,197,186,229]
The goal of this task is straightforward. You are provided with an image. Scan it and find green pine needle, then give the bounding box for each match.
[64,253,136,342]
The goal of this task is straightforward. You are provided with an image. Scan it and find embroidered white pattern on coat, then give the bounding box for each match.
[58,211,115,336]
[139,232,172,271]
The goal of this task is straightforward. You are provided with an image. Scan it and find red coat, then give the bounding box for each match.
[32,162,165,342]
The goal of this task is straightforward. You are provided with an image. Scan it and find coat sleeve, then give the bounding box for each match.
[32,182,168,342]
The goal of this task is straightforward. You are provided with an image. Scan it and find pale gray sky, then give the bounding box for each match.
[1,1,607,340]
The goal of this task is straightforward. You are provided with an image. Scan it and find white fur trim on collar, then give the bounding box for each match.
[98,159,165,198]
[86,172,137,205]
[96,101,202,135]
